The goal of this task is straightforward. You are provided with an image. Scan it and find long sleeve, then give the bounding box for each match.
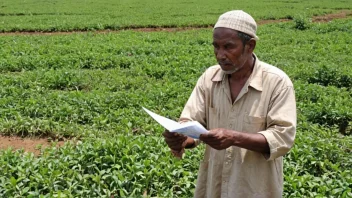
[179,72,207,127]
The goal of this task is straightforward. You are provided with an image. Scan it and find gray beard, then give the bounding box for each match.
[220,61,246,74]
[220,54,247,74]
[221,67,240,74]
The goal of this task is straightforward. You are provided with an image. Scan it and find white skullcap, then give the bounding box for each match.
[214,10,259,40]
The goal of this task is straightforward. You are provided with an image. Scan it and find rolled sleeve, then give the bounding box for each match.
[259,86,297,161]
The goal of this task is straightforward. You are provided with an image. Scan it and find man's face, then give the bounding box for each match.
[212,28,249,73]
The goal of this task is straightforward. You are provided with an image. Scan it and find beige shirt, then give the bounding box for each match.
[179,55,296,198]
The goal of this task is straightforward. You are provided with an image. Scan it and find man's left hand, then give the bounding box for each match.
[199,128,234,150]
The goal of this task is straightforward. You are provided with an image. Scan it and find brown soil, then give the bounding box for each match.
[0,10,351,36]
[312,10,352,22]
[257,19,291,25]
[0,135,66,155]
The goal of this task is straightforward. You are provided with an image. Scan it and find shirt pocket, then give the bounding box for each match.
[243,115,266,133]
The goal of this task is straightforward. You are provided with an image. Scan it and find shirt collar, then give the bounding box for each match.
[211,67,226,82]
[210,54,263,91]
[248,54,263,91]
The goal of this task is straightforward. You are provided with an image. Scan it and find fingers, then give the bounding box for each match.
[200,132,224,150]
[163,131,186,141]
[166,138,185,147]
[171,149,184,159]
[201,139,224,150]
[162,130,187,151]
[199,133,215,141]
[162,130,179,138]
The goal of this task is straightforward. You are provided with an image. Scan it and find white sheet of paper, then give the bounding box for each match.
[142,107,208,139]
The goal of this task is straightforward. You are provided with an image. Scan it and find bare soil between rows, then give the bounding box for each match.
[0,135,66,155]
[0,10,351,155]
[0,10,351,36]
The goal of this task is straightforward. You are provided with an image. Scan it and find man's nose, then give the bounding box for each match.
[216,49,226,60]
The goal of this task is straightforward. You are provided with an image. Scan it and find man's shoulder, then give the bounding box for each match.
[259,60,293,87]
[260,61,288,79]
[206,65,221,74]
[201,65,222,80]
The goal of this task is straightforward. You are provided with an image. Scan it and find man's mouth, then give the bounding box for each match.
[219,62,232,66]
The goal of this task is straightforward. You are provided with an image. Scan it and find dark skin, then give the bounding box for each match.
[163,27,270,155]
[162,132,194,151]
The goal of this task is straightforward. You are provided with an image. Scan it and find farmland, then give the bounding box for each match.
[0,0,351,32]
[0,0,352,197]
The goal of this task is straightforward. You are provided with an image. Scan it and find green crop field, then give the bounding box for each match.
[0,0,351,197]
[0,0,352,32]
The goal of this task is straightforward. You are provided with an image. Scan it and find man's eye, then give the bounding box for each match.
[224,45,233,49]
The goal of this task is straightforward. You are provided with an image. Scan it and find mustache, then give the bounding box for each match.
[218,61,232,65]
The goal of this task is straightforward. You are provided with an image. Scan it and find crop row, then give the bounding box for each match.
[0,67,351,137]
[0,30,213,72]
[0,135,203,197]
[1,19,351,86]
[0,70,191,137]
[1,0,351,32]
[257,20,352,89]
[0,121,350,197]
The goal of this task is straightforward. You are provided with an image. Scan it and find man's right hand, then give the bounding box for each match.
[162,130,189,151]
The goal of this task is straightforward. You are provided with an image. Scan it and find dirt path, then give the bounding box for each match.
[312,10,351,22]
[0,135,65,155]
[0,10,351,36]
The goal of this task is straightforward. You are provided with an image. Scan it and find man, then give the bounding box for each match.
[163,10,296,198]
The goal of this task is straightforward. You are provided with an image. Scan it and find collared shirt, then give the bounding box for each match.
[179,55,296,198]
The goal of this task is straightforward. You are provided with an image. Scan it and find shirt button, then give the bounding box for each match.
[225,162,229,165]
[229,124,232,128]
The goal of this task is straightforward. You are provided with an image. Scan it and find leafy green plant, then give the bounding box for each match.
[295,81,351,135]
[307,65,352,89]
[293,15,312,30]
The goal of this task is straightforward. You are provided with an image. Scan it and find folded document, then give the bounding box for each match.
[142,107,208,139]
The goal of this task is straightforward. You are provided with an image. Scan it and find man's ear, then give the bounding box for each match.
[246,38,256,53]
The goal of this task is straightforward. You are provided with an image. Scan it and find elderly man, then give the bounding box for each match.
[163,10,296,197]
